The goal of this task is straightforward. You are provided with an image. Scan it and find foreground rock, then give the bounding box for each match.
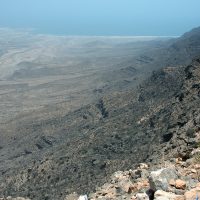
[1,158,200,200]
[89,164,150,200]
[154,190,184,200]
[184,185,200,200]
[175,180,186,190]
[149,168,178,191]
[89,158,200,200]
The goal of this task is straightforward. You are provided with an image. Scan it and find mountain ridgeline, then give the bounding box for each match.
[0,27,200,199]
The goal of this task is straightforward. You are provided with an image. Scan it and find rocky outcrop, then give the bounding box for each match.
[89,164,150,200]
[60,156,194,200]
[87,157,200,200]
[2,161,199,200]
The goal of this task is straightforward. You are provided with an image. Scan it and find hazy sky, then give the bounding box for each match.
[0,0,200,36]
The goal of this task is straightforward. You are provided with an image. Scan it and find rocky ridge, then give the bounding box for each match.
[86,158,200,200]
[1,57,200,199]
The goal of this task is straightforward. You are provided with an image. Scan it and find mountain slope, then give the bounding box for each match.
[1,57,200,199]
[135,26,200,72]
[1,27,200,199]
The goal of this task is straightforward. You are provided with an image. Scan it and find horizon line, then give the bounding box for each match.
[0,27,180,38]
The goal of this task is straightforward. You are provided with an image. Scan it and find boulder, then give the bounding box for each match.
[194,164,200,169]
[154,190,184,200]
[118,178,135,193]
[175,180,186,190]
[78,195,88,200]
[141,169,150,179]
[136,193,149,200]
[169,179,176,187]
[149,168,178,191]
[184,187,200,200]
[191,169,197,173]
[136,180,150,191]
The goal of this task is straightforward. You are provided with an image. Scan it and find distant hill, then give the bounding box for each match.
[166,26,200,65]
[108,26,200,86]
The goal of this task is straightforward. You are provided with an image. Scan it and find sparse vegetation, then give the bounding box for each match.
[0,27,200,199]
[194,152,200,163]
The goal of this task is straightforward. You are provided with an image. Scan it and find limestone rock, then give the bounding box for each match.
[149,168,178,191]
[136,193,149,200]
[191,169,197,173]
[169,179,176,187]
[175,180,186,190]
[154,190,184,200]
[78,195,88,200]
[194,164,200,169]
[184,186,200,200]
[119,178,135,193]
